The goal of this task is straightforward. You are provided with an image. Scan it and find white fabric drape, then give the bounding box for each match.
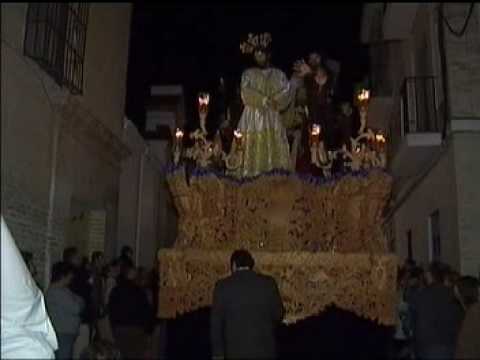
[1,216,58,359]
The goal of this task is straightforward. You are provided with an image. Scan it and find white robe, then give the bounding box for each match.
[1,216,58,359]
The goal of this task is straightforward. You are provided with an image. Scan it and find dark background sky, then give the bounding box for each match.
[125,3,370,131]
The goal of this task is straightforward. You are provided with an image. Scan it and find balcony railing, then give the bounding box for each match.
[401,76,439,134]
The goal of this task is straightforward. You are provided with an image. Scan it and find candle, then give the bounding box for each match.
[357,89,370,102]
[310,124,321,145]
[174,128,184,147]
[173,128,184,165]
[175,128,184,141]
[375,133,386,152]
[356,88,370,113]
[234,129,242,139]
[233,129,243,149]
[198,92,210,114]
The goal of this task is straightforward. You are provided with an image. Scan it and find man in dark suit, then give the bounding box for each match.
[210,249,284,360]
[411,261,464,359]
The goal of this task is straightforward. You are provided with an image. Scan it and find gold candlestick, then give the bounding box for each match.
[233,129,243,150]
[173,128,184,165]
[310,124,321,146]
[198,92,210,134]
[355,89,370,135]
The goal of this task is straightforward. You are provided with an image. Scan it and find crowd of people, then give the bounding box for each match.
[391,260,480,359]
[12,238,479,360]
[42,245,159,359]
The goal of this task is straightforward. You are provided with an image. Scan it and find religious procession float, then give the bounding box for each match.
[158,33,397,326]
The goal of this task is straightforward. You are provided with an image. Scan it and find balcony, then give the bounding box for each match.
[390,76,442,180]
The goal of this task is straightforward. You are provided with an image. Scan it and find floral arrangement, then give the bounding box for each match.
[240,32,272,54]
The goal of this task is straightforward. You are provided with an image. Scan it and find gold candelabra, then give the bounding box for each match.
[172,92,244,171]
[310,88,387,175]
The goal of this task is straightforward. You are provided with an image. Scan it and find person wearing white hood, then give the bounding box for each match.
[1,216,58,359]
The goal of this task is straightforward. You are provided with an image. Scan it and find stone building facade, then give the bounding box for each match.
[117,117,177,270]
[1,3,132,287]
[362,3,480,276]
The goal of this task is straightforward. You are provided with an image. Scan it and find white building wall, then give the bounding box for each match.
[364,3,480,274]
[1,4,131,287]
[117,120,173,269]
[394,141,460,269]
[454,132,480,276]
[148,140,177,249]
[117,121,142,258]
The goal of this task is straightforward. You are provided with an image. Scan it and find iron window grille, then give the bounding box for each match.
[24,3,89,95]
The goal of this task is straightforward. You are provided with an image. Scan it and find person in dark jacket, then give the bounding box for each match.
[454,276,480,359]
[108,264,153,359]
[90,251,105,340]
[210,249,284,360]
[63,247,94,356]
[411,262,464,359]
[117,246,134,281]
[46,262,84,359]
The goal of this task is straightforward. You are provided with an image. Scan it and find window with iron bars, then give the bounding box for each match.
[24,3,89,95]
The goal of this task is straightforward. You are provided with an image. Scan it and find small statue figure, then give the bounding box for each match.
[292,58,335,175]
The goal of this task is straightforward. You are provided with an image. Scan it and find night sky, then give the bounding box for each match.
[125,3,369,131]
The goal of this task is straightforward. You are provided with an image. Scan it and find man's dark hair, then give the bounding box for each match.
[91,251,103,263]
[405,258,416,268]
[63,246,78,263]
[428,261,448,284]
[80,340,121,360]
[51,261,75,283]
[230,249,255,269]
[110,259,120,267]
[409,266,424,283]
[121,245,132,257]
[456,276,479,307]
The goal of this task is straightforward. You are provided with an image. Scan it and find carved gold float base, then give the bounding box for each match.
[158,249,397,326]
[167,169,392,254]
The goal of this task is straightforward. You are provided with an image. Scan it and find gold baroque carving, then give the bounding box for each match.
[157,249,397,325]
[159,170,397,324]
[167,170,392,253]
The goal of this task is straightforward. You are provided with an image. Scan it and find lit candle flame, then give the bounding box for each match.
[198,93,210,106]
[375,133,386,143]
[234,129,243,139]
[175,128,184,139]
[311,124,321,136]
[357,89,370,102]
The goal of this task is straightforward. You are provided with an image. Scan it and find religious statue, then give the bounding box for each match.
[292,56,336,175]
[231,33,293,178]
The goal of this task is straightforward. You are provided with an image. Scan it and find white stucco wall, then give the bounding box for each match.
[393,142,460,270]
[453,132,480,276]
[1,4,132,287]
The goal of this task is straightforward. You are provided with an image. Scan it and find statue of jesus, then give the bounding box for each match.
[232,33,293,178]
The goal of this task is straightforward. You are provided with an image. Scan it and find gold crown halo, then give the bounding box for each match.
[240,32,272,55]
